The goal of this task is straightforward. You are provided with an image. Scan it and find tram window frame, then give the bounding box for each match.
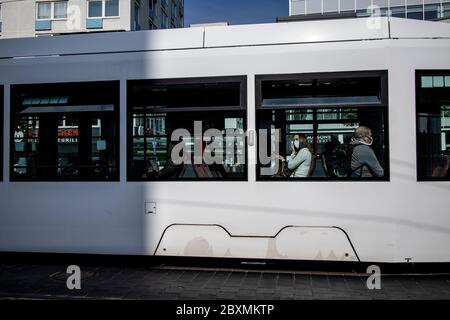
[416,70,450,182]
[255,70,390,182]
[1,86,3,181]
[127,76,248,182]
[10,81,120,182]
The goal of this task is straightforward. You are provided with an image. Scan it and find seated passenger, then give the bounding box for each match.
[142,142,184,179]
[278,133,312,178]
[350,126,384,178]
[432,154,449,178]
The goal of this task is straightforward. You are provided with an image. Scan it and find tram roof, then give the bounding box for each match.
[0,17,449,59]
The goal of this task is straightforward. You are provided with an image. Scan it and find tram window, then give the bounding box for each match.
[128,77,247,181]
[256,71,389,181]
[11,81,119,181]
[1,86,3,181]
[416,71,450,181]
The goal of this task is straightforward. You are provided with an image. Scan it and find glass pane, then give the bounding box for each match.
[261,76,382,107]
[417,72,450,179]
[54,1,68,19]
[88,0,103,18]
[130,80,246,181]
[356,0,372,11]
[407,5,424,20]
[145,114,166,136]
[323,0,339,13]
[105,0,119,16]
[434,76,445,88]
[421,76,433,88]
[340,0,355,12]
[57,116,79,178]
[161,11,168,28]
[306,0,321,14]
[445,3,450,18]
[130,107,245,179]
[13,117,40,177]
[424,4,439,20]
[286,109,314,121]
[373,0,389,8]
[171,2,177,17]
[445,76,450,87]
[130,81,241,110]
[257,106,387,179]
[291,0,305,15]
[11,82,119,181]
[37,2,52,19]
[391,6,406,18]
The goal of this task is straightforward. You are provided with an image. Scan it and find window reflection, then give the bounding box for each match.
[417,72,450,180]
[11,81,119,181]
[257,72,388,180]
[128,79,247,181]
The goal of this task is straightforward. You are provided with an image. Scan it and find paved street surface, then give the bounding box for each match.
[1,256,450,300]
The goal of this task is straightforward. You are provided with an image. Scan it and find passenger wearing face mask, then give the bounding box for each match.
[278,133,312,178]
[350,126,384,178]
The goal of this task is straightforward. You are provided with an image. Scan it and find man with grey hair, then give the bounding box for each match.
[350,126,384,178]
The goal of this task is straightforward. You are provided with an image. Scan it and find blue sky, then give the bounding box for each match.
[184,0,289,26]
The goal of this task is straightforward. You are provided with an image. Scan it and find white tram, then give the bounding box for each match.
[1,17,450,263]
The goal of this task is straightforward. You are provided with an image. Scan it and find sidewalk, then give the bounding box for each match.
[1,259,450,300]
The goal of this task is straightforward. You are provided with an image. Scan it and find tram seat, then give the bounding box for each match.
[321,154,331,177]
[432,155,449,177]
[307,154,317,177]
[179,163,197,178]
[193,163,214,178]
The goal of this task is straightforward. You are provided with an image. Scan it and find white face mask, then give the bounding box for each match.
[293,140,300,150]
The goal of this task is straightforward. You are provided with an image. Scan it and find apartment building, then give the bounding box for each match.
[0,0,184,38]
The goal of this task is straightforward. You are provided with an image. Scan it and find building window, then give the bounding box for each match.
[54,1,68,19]
[161,9,168,28]
[407,5,424,20]
[340,0,355,12]
[171,1,177,19]
[444,3,450,18]
[37,2,52,20]
[134,1,140,30]
[390,6,406,18]
[88,0,119,18]
[150,0,158,15]
[105,0,119,17]
[424,4,440,20]
[256,71,389,181]
[37,1,68,20]
[128,77,247,181]
[88,0,103,18]
[416,71,450,180]
[11,81,120,181]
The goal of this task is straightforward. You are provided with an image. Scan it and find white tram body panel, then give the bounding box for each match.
[0,17,450,263]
